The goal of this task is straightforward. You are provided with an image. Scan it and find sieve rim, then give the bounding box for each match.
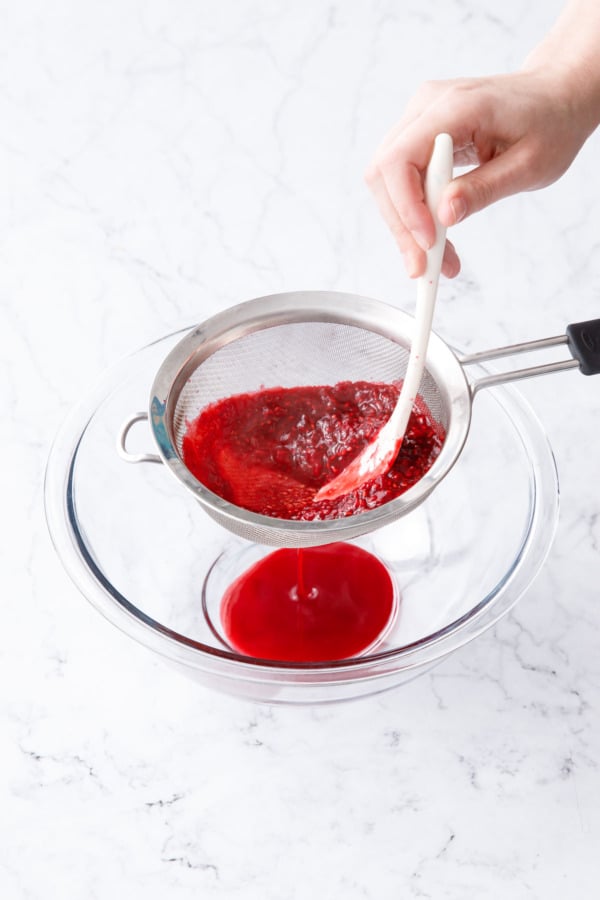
[148,291,473,544]
[43,320,559,692]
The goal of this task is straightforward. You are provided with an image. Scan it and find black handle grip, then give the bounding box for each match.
[566,318,600,376]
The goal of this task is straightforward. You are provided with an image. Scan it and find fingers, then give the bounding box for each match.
[369,93,480,246]
[367,164,429,277]
[366,71,576,278]
[442,239,460,278]
[369,139,438,253]
[365,78,493,277]
[376,80,446,154]
[365,147,438,278]
[437,192,467,227]
[368,152,462,278]
[438,141,538,225]
[383,158,437,252]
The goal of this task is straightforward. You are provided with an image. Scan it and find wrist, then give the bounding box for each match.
[521,57,600,137]
[521,3,600,136]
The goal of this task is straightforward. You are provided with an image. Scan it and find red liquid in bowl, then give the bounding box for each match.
[220,543,397,661]
[182,381,445,520]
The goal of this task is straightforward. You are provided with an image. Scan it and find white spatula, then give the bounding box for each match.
[315,133,454,502]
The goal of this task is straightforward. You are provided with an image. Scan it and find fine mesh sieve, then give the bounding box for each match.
[171,323,446,456]
[118,291,599,547]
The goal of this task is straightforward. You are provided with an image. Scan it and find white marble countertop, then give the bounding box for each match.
[4,0,600,896]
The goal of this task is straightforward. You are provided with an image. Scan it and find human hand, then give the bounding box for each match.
[366,71,596,279]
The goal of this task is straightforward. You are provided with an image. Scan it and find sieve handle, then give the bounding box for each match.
[117,412,162,464]
[460,317,600,393]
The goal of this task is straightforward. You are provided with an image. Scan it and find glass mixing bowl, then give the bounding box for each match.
[45,328,559,704]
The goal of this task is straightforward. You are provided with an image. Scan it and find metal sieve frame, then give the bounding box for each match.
[144,291,472,546]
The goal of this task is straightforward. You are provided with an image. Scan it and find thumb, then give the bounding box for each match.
[437,146,533,226]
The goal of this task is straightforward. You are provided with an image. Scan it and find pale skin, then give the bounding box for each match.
[366,0,600,278]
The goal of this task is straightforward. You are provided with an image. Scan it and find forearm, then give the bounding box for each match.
[523,0,600,135]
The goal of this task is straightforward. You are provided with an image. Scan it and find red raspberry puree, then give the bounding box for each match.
[184,382,444,662]
[182,381,444,521]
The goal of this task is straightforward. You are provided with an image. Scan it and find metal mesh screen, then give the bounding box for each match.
[172,321,448,458]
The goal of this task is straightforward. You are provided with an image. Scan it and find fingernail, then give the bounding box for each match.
[412,229,432,251]
[404,250,421,279]
[449,197,467,224]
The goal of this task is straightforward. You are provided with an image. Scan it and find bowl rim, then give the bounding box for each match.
[44,312,560,678]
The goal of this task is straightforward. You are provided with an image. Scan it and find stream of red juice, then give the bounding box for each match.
[184,381,435,659]
[220,543,397,662]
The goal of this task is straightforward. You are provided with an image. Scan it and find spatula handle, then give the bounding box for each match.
[422,132,454,289]
[388,133,454,438]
